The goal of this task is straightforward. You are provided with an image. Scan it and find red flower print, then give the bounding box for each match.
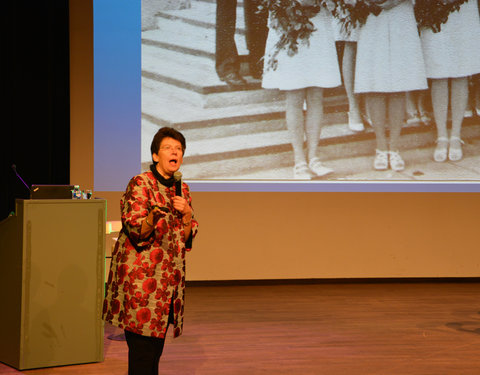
[136,308,151,324]
[145,265,156,277]
[142,187,151,198]
[174,327,181,337]
[174,298,181,313]
[173,269,182,285]
[134,291,143,300]
[128,299,138,310]
[111,299,121,314]
[157,219,168,237]
[150,249,163,265]
[130,267,145,281]
[118,264,129,283]
[149,318,166,334]
[142,278,157,294]
[155,193,165,205]
[133,252,144,266]
[130,201,142,212]
[155,288,171,302]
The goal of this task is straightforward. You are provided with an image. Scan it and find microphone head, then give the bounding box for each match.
[173,171,182,181]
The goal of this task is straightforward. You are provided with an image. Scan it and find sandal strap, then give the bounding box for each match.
[308,157,321,168]
[294,162,309,172]
[389,150,403,160]
[375,149,388,158]
[450,136,464,144]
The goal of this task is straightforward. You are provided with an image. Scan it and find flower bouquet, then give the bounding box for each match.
[414,0,468,32]
[335,0,383,36]
[259,0,383,71]
[259,0,336,71]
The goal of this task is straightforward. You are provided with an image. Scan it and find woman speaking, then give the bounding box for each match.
[103,127,199,375]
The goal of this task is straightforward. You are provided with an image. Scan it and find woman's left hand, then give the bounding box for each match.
[172,196,192,216]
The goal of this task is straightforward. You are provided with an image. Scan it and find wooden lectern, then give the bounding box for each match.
[0,199,106,370]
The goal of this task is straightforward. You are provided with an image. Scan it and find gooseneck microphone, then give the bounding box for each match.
[173,171,182,197]
[11,164,31,191]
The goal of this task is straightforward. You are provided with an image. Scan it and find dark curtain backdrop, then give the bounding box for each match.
[2,1,70,219]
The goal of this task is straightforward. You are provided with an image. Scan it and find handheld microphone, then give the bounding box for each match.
[173,171,182,197]
[11,164,31,191]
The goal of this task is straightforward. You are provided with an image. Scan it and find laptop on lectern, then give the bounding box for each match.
[30,185,74,199]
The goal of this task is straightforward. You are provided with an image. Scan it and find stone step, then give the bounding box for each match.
[141,46,347,109]
[141,43,262,94]
[144,6,248,60]
[142,85,284,127]
[142,74,348,129]
[196,133,480,181]
[142,120,480,179]
[141,106,353,165]
[141,74,284,109]
[155,0,246,36]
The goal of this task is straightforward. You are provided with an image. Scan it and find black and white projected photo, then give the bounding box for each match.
[140,0,480,182]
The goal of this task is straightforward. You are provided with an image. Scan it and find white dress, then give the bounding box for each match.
[354,0,428,93]
[262,8,341,90]
[420,0,480,79]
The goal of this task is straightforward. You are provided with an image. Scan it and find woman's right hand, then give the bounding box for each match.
[140,206,166,238]
[150,206,165,224]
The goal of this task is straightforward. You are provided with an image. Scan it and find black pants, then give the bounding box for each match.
[215,0,268,78]
[125,330,166,375]
[124,304,174,375]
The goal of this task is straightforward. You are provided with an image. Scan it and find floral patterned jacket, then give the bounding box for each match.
[103,169,198,338]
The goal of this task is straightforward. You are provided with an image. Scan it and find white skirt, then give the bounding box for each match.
[420,0,480,79]
[354,1,428,93]
[262,8,341,90]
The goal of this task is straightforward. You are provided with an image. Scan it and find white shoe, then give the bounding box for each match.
[433,137,448,162]
[308,157,333,177]
[389,151,405,171]
[348,112,364,132]
[373,150,388,170]
[406,112,421,126]
[448,136,464,161]
[293,162,313,180]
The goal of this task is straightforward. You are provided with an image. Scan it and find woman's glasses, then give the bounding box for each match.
[160,145,183,153]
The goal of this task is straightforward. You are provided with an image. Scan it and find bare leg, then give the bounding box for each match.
[386,93,406,171]
[343,42,363,130]
[388,92,405,151]
[365,93,387,151]
[473,74,480,114]
[450,76,468,139]
[430,78,449,139]
[417,89,431,125]
[304,87,333,176]
[304,87,323,161]
[405,91,418,122]
[285,89,307,165]
[365,93,389,170]
[430,78,449,162]
[449,76,469,161]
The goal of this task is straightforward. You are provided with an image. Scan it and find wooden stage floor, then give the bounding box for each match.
[1,282,479,374]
